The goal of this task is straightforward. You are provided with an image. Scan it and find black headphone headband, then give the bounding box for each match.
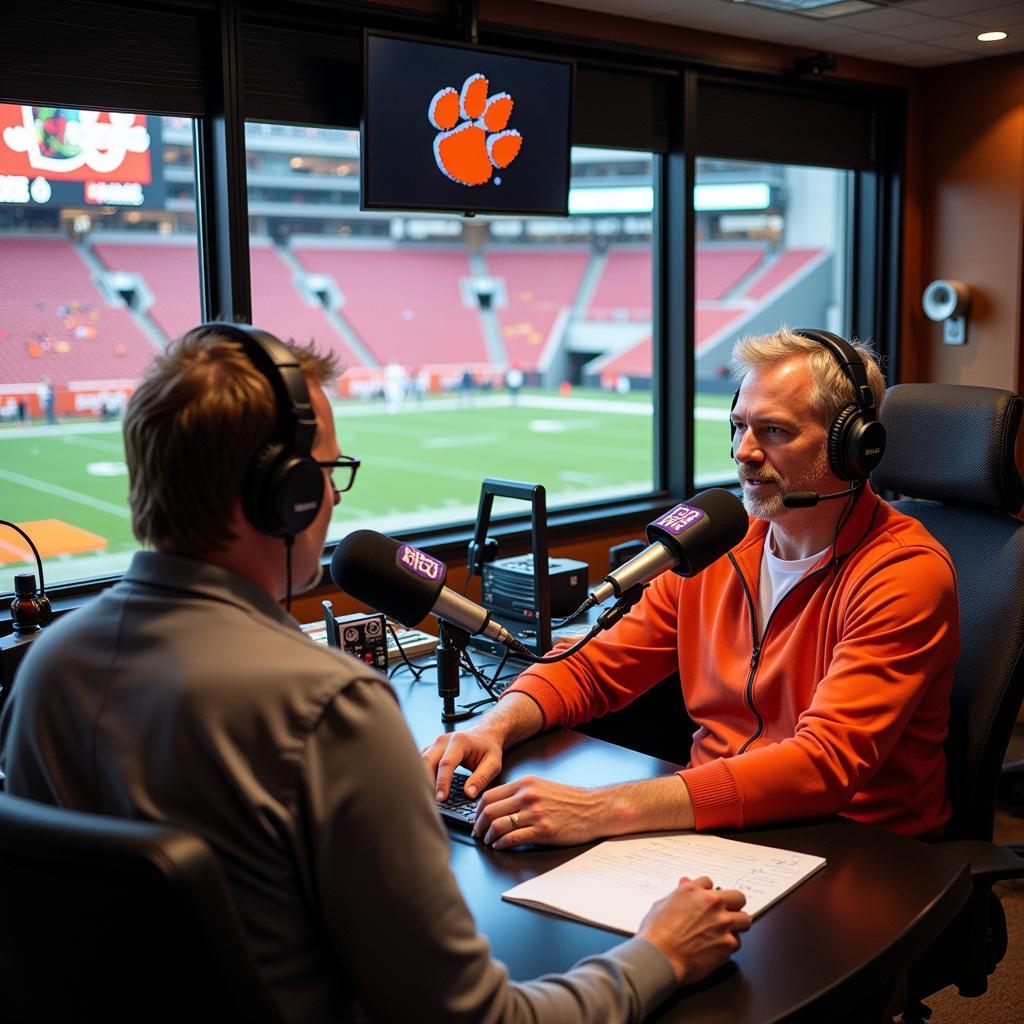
[204,321,316,458]
[201,321,323,536]
[791,327,878,423]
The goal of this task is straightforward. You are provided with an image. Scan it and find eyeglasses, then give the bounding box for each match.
[316,455,360,493]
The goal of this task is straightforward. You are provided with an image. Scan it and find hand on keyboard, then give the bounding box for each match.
[437,770,480,832]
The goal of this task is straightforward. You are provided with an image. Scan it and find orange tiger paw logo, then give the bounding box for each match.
[428,74,523,187]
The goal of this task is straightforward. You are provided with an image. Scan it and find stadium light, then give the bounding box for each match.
[568,186,654,214]
[567,182,772,214]
[694,183,771,211]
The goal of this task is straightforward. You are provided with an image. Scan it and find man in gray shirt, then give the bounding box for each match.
[0,323,750,1024]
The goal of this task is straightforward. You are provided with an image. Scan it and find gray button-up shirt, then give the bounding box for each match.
[0,551,674,1023]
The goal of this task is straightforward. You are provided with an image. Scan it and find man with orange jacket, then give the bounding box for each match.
[424,327,959,847]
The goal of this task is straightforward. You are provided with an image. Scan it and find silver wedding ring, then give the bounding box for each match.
[510,812,520,828]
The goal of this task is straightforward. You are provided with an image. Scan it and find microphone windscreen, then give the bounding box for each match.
[330,530,446,627]
[645,487,749,577]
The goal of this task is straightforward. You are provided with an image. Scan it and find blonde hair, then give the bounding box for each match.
[124,325,337,554]
[731,327,885,428]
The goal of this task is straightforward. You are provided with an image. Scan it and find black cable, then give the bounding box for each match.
[552,598,591,629]
[507,583,647,665]
[469,646,510,703]
[0,519,46,595]
[450,646,510,716]
[387,621,425,680]
[458,648,492,692]
[284,534,294,613]
[828,480,866,575]
[489,647,511,691]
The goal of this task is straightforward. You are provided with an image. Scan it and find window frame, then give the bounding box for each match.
[0,0,905,615]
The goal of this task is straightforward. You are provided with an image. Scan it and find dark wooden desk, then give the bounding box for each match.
[395,663,971,1024]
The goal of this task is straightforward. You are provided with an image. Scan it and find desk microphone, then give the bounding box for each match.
[781,483,861,509]
[583,488,748,610]
[330,530,532,657]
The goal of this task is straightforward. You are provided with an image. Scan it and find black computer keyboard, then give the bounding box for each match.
[438,770,479,832]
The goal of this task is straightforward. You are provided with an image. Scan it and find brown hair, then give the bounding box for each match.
[731,326,886,429]
[124,325,337,554]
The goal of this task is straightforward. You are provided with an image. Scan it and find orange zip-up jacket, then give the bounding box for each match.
[508,485,958,837]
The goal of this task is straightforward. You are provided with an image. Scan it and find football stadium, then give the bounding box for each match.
[0,111,841,584]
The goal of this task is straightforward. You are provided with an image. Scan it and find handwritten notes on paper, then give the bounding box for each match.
[502,833,826,934]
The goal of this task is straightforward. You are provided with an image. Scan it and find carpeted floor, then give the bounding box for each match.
[920,728,1024,1022]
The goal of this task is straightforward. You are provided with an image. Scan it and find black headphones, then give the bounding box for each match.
[203,322,324,537]
[730,327,886,481]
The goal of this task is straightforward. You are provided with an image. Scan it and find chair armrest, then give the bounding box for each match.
[938,840,1024,888]
[905,840,1024,1000]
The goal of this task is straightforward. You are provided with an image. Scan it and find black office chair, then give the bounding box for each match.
[871,382,1024,1016]
[0,794,285,1024]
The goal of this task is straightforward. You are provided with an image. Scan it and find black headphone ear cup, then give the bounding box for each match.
[275,455,326,535]
[827,404,860,480]
[246,444,324,536]
[244,442,288,535]
[844,416,888,479]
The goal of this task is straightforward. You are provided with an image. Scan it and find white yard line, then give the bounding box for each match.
[0,468,131,518]
[0,421,124,441]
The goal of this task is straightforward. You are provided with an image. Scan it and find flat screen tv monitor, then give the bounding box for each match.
[362,33,574,216]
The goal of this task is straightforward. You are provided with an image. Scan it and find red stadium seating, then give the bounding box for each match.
[248,246,365,367]
[695,247,765,301]
[484,248,589,370]
[585,248,651,322]
[91,239,202,342]
[742,248,823,300]
[92,240,362,367]
[696,307,748,347]
[596,306,747,380]
[0,237,156,388]
[585,246,766,321]
[598,336,652,379]
[294,245,488,366]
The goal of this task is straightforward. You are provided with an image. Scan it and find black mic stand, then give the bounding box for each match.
[436,620,475,725]
[596,583,648,632]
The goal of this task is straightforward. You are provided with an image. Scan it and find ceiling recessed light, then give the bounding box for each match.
[978,31,1008,43]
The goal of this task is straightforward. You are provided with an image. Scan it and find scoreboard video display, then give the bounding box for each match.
[0,104,166,209]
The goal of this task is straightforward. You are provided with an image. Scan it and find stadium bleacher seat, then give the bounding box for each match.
[695,247,765,301]
[585,248,651,322]
[597,336,652,380]
[593,305,748,382]
[0,237,156,389]
[293,245,489,367]
[91,239,201,342]
[742,248,824,301]
[696,306,748,347]
[484,248,589,370]
[248,245,365,367]
[92,240,363,367]
[584,245,766,323]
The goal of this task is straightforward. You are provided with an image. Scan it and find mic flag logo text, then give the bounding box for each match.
[398,543,444,582]
[428,74,523,187]
[651,503,707,536]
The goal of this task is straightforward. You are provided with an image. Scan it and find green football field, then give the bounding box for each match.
[0,389,737,586]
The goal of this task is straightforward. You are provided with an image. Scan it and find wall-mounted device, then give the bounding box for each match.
[922,279,971,346]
